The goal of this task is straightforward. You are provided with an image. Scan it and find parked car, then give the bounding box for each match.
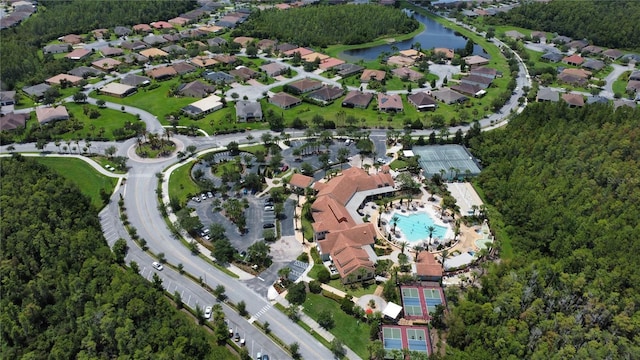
[262,355,269,360]
[256,352,261,360]
[263,223,275,229]
[234,333,240,342]
[264,205,274,211]
[152,262,163,271]
[207,191,213,198]
[240,338,245,346]
[204,306,213,319]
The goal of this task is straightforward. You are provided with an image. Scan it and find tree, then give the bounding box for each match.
[317,266,331,283]
[237,300,248,316]
[368,340,386,360]
[186,145,197,155]
[213,285,226,301]
[391,215,399,232]
[285,282,307,305]
[104,145,117,158]
[247,241,271,268]
[330,338,346,358]
[318,309,335,329]
[212,237,235,264]
[112,238,128,264]
[290,342,301,360]
[227,141,239,155]
[73,91,87,103]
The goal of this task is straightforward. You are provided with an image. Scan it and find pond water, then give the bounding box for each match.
[340,10,486,62]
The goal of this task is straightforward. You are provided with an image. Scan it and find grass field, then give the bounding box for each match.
[612,71,631,96]
[303,293,371,359]
[327,278,379,298]
[168,161,200,206]
[34,157,117,210]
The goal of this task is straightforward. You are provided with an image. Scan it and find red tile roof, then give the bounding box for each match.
[562,54,584,65]
[415,251,442,278]
[289,173,314,189]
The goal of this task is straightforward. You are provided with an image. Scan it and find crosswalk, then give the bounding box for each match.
[248,303,272,324]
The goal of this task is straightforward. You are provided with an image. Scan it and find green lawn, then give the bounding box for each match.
[302,293,371,359]
[168,161,200,206]
[34,157,117,210]
[327,279,378,298]
[389,159,407,170]
[612,71,631,96]
[324,21,426,58]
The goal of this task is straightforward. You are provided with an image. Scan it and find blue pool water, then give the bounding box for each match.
[392,212,448,243]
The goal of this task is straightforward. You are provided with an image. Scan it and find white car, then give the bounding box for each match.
[264,205,274,211]
[152,261,163,271]
[204,306,213,319]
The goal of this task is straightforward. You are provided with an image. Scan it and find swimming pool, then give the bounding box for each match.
[390,211,448,243]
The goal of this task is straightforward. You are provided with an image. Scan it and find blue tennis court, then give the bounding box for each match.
[407,328,428,352]
[401,287,423,316]
[423,288,444,314]
[382,326,431,355]
[382,327,403,350]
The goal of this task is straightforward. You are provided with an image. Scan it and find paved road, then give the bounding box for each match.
[602,63,632,99]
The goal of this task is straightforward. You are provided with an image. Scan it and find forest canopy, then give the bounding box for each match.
[0,156,233,359]
[488,0,640,50]
[0,0,197,89]
[235,4,419,47]
[445,103,640,358]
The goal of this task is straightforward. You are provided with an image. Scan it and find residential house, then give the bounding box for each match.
[23,83,51,100]
[60,34,83,45]
[399,49,422,59]
[212,54,236,65]
[168,16,190,26]
[319,58,345,70]
[163,33,181,43]
[181,95,223,118]
[602,49,624,60]
[553,35,572,44]
[120,74,151,87]
[360,69,386,83]
[407,92,437,111]
[229,67,259,81]
[45,74,83,86]
[463,55,490,68]
[260,62,288,77]
[582,45,604,54]
[414,251,443,282]
[283,47,314,57]
[0,112,28,131]
[276,43,298,54]
[392,68,423,82]
[567,39,588,51]
[302,52,329,63]
[630,70,640,81]
[199,25,224,34]
[286,78,323,94]
[626,80,640,94]
[177,80,215,98]
[536,88,559,102]
[562,93,585,107]
[36,106,69,124]
[377,93,403,112]
[0,91,16,106]
[120,40,148,51]
[288,173,314,193]
[91,58,121,72]
[143,34,168,46]
[614,99,637,109]
[114,26,132,37]
[431,88,469,104]
[150,21,173,30]
[207,37,227,47]
[333,63,364,77]
[257,39,277,52]
[541,52,564,63]
[270,92,302,109]
[461,74,493,89]
[43,44,70,54]
[233,36,254,47]
[433,48,454,60]
[621,54,640,63]
[470,67,498,79]
[191,56,218,68]
[586,95,609,105]
[235,100,263,122]
[65,48,91,60]
[342,90,373,109]
[172,62,197,75]
[121,53,149,65]
[203,71,235,85]
[99,46,123,57]
[582,59,605,71]
[562,54,584,66]
[504,30,525,40]
[557,73,588,87]
[530,31,546,41]
[450,83,484,97]
[387,55,414,67]
[162,44,187,55]
[132,24,152,33]
[99,83,137,98]
[307,85,344,105]
[139,48,169,59]
[561,68,592,79]
[146,66,177,80]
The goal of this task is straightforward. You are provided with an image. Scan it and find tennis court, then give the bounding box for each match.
[423,288,444,314]
[382,327,403,351]
[401,287,423,317]
[412,145,481,178]
[382,326,431,354]
[406,328,428,352]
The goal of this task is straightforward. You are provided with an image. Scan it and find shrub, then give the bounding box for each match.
[317,266,331,283]
[309,280,322,294]
[321,289,343,302]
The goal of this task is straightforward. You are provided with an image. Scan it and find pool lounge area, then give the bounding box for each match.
[383,206,453,246]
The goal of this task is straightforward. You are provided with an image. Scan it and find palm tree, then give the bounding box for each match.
[440,249,449,270]
[400,241,406,254]
[293,213,300,230]
[391,215,399,233]
[427,226,435,245]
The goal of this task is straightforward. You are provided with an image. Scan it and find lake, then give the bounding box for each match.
[340,10,486,62]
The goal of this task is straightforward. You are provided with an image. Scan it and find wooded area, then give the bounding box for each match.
[489,0,640,50]
[0,156,233,359]
[444,103,640,358]
[0,0,197,89]
[235,5,419,47]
